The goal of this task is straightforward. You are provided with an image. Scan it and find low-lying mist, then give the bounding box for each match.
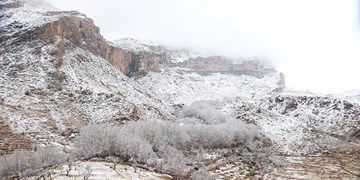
[48,0,360,92]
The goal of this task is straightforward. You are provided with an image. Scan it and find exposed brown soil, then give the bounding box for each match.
[0,120,33,156]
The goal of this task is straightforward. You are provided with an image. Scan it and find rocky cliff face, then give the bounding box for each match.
[0,8,138,76]
[113,38,278,78]
[2,0,275,79]
[1,1,359,179]
[0,0,284,155]
[0,0,173,154]
[0,2,164,77]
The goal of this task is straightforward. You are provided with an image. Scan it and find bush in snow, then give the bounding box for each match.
[74,101,261,175]
[156,145,188,175]
[179,100,228,124]
[0,146,68,179]
[75,124,121,158]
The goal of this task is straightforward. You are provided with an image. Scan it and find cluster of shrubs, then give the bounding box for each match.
[0,147,69,178]
[0,101,261,178]
[76,101,260,176]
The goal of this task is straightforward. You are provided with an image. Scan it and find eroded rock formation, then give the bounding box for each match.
[1,1,278,78]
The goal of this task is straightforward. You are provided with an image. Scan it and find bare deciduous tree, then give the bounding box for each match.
[81,165,93,180]
[65,162,74,176]
[0,147,68,179]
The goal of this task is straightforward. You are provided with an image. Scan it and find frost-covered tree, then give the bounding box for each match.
[73,100,262,175]
[0,146,68,178]
[76,125,120,158]
[81,165,93,180]
[180,100,228,124]
[65,162,75,176]
[158,145,188,175]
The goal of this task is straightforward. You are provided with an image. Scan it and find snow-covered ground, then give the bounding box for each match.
[168,49,204,64]
[136,67,282,105]
[134,66,359,155]
[1,0,70,29]
[333,89,360,104]
[1,1,359,179]
[0,36,171,146]
[29,161,172,180]
[112,38,213,64]
[112,38,164,53]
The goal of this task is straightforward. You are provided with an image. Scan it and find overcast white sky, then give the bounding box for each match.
[47,0,360,93]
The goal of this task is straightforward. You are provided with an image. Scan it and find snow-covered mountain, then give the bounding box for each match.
[113,37,212,64]
[0,0,359,179]
[0,0,173,153]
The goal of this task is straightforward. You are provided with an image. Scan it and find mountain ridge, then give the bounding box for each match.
[0,0,359,179]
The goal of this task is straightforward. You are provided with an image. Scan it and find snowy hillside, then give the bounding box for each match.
[0,0,57,27]
[334,89,360,104]
[0,36,172,144]
[113,37,213,64]
[135,66,359,156]
[136,67,282,105]
[0,0,359,179]
[112,38,164,53]
[0,0,172,150]
[214,93,360,155]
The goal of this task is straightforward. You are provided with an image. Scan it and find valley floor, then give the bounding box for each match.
[27,142,359,180]
[29,161,172,180]
[208,142,360,180]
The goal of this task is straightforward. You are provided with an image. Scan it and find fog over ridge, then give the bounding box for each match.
[47,0,360,93]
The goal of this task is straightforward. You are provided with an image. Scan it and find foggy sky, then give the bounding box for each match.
[47,0,360,93]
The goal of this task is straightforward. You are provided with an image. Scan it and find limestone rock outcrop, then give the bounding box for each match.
[2,0,279,79]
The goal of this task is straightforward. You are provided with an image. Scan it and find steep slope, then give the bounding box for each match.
[112,37,278,78]
[0,0,171,152]
[1,0,359,179]
[136,67,360,156]
[1,0,281,149]
[215,92,360,155]
[136,67,283,106]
